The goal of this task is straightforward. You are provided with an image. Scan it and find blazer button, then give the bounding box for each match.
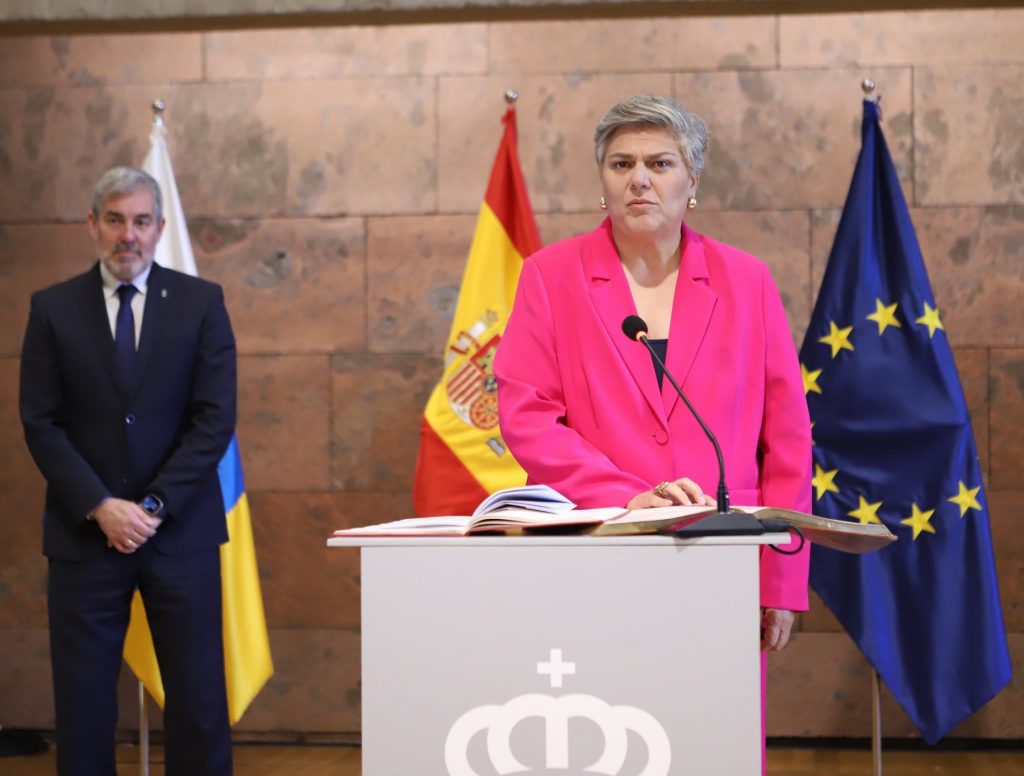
[653,430,669,445]
[125,414,136,425]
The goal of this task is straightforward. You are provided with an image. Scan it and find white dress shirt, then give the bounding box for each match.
[98,261,152,348]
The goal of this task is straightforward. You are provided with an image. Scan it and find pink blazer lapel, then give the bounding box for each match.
[663,226,717,417]
[584,220,666,424]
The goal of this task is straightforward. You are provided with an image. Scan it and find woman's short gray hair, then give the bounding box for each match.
[91,167,163,223]
[593,95,710,176]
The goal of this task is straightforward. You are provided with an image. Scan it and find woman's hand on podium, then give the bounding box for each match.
[627,478,716,509]
[761,608,795,652]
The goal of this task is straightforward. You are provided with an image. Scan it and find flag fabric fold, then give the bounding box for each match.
[122,114,274,725]
[800,98,1011,743]
[413,105,541,516]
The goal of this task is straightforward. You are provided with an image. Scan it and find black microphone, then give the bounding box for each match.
[621,315,764,537]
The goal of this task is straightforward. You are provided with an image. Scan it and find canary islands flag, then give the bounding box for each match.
[122,107,274,724]
[413,101,541,516]
[800,98,1011,743]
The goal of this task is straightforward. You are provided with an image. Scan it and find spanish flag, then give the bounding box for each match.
[122,104,273,725]
[413,101,541,516]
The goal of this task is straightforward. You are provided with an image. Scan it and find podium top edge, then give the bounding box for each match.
[326,533,790,549]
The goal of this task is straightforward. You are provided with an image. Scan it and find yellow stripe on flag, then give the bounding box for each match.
[220,493,273,724]
[421,202,528,494]
[123,592,160,698]
[122,494,272,725]
[448,201,525,338]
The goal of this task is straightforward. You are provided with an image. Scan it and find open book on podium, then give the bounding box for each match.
[333,485,626,537]
[332,485,895,553]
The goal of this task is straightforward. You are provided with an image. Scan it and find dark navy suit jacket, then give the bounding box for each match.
[20,261,237,560]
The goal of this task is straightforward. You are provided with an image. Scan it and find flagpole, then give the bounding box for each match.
[858,76,884,776]
[856,77,883,776]
[138,681,149,776]
[872,669,882,775]
[133,98,163,776]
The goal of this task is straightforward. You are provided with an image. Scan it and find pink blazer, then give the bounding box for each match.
[495,219,812,610]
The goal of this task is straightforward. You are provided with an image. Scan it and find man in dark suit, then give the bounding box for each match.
[19,167,236,775]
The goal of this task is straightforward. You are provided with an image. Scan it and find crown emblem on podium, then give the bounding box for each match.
[444,648,671,775]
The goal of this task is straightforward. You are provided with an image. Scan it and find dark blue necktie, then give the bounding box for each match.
[115,284,138,389]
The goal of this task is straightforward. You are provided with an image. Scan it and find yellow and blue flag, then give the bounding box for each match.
[800,97,1011,743]
[123,106,273,724]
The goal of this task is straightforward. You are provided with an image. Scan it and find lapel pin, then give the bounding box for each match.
[161,288,168,298]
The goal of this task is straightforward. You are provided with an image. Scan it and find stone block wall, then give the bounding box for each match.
[1,6,1022,740]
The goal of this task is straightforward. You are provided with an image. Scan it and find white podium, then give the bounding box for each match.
[326,532,784,776]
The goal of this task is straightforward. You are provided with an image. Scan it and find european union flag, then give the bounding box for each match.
[800,98,1011,744]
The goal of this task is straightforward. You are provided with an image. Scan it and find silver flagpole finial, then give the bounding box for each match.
[504,90,518,105]
[861,78,882,115]
[151,98,165,126]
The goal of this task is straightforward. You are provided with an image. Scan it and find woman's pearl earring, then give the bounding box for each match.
[599,196,607,211]
[687,196,697,211]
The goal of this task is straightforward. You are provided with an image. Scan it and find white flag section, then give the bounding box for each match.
[122,110,274,725]
[143,119,197,275]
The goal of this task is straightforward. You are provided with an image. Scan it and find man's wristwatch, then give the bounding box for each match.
[141,494,166,519]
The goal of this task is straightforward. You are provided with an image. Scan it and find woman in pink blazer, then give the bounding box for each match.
[494,95,812,772]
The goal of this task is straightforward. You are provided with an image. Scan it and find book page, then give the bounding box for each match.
[333,516,476,536]
[472,484,575,517]
[473,506,627,529]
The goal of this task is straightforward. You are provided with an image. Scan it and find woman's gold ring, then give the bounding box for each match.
[653,481,670,498]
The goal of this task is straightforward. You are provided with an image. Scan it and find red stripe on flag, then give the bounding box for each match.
[413,418,490,517]
[448,367,479,401]
[484,107,542,261]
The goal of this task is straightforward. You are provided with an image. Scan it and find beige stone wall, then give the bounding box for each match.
[1,7,1022,740]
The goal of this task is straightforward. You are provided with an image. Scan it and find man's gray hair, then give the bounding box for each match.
[593,95,710,176]
[91,167,163,223]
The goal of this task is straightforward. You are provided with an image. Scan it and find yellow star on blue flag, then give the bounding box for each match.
[915,302,944,338]
[899,503,936,540]
[866,299,901,335]
[811,464,840,501]
[948,480,982,517]
[818,321,855,358]
[801,363,822,395]
[848,495,883,525]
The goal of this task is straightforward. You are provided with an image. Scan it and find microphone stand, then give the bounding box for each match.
[630,326,764,537]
